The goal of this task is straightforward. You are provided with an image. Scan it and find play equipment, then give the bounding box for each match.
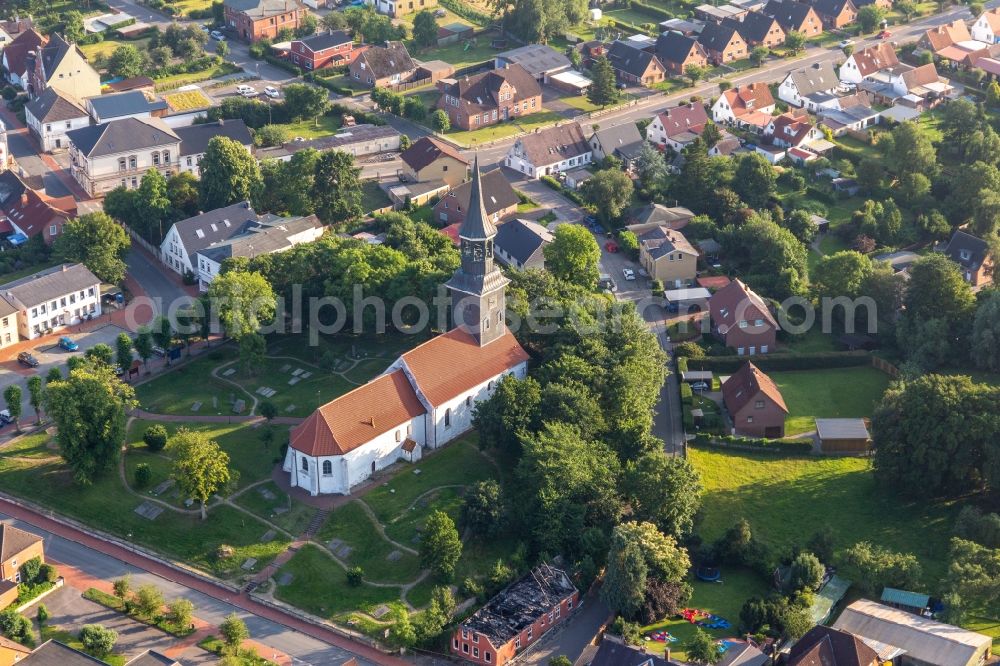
[696,567,721,582]
[681,608,731,631]
[646,631,678,643]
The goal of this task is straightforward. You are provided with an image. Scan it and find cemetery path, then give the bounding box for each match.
[355,499,419,557]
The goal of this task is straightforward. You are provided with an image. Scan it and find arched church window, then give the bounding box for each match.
[322,460,332,476]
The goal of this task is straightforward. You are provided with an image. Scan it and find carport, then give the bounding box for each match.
[664,287,711,313]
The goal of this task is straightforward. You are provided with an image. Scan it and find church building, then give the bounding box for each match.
[283,159,530,496]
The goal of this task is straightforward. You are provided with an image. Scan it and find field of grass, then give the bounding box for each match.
[233,481,316,535]
[780,328,838,354]
[225,356,355,417]
[689,447,957,586]
[317,501,423,583]
[362,180,393,213]
[275,115,342,140]
[81,38,151,62]
[412,34,498,70]
[559,95,603,113]
[153,62,241,91]
[768,367,890,435]
[134,347,248,416]
[444,111,563,147]
[0,259,62,284]
[267,332,430,367]
[165,0,214,16]
[163,89,213,112]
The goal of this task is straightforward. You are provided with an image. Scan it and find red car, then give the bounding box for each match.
[879,30,891,39]
[605,241,619,253]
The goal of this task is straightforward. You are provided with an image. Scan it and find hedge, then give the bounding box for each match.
[690,432,814,454]
[677,356,689,373]
[439,0,493,26]
[680,382,693,405]
[629,1,674,21]
[686,351,872,373]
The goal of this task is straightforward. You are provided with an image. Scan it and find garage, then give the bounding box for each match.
[663,287,711,314]
[816,418,871,454]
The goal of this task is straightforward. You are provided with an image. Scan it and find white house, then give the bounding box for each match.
[0,263,101,340]
[646,102,710,152]
[972,7,1000,44]
[160,201,264,277]
[505,122,592,179]
[711,82,775,131]
[778,61,839,110]
[24,88,89,152]
[839,42,899,85]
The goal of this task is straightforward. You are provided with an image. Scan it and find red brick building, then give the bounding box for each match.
[708,278,778,355]
[451,565,577,666]
[0,170,75,244]
[288,30,365,70]
[722,361,788,438]
[224,0,306,42]
[437,64,542,131]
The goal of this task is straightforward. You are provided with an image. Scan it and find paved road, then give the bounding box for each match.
[125,247,196,319]
[4,125,72,198]
[523,590,611,666]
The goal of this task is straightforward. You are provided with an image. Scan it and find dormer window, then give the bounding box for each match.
[960,249,972,261]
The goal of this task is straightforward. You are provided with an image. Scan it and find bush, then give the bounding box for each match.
[36,604,48,626]
[680,382,693,405]
[460,577,484,599]
[674,341,706,359]
[79,624,118,657]
[677,356,689,373]
[143,425,168,452]
[346,566,364,586]
[690,432,813,454]
[18,558,41,584]
[134,463,152,489]
[38,564,57,583]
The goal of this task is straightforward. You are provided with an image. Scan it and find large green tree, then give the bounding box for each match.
[45,361,137,484]
[171,429,231,520]
[588,56,620,108]
[312,150,363,224]
[473,375,541,463]
[3,385,22,434]
[419,510,463,580]
[603,521,690,618]
[55,212,131,284]
[107,44,146,79]
[206,270,276,340]
[198,136,264,210]
[580,168,634,225]
[721,215,807,299]
[972,290,1000,372]
[897,254,975,368]
[412,9,438,48]
[280,83,328,122]
[732,152,776,210]
[623,452,702,538]
[542,224,601,290]
[26,376,43,425]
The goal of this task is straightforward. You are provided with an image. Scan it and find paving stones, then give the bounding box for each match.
[134,501,164,520]
[151,479,175,496]
[241,558,257,571]
[386,550,403,562]
[277,572,294,586]
[260,529,277,543]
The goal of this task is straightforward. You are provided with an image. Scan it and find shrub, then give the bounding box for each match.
[79,624,118,657]
[143,425,168,452]
[38,564,57,584]
[689,432,813,454]
[677,356,689,373]
[680,382,693,405]
[36,604,48,626]
[687,351,871,373]
[18,558,41,584]
[460,577,484,599]
[134,463,152,489]
[674,341,706,359]
[346,566,364,586]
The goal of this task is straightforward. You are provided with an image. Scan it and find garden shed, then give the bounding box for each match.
[815,418,871,454]
[881,587,930,615]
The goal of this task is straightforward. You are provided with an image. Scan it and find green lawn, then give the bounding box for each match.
[0,259,62,284]
[604,7,664,27]
[233,481,316,535]
[317,501,422,583]
[343,358,390,384]
[273,115,342,140]
[769,367,890,435]
[267,332,430,367]
[444,111,563,147]
[81,38,152,62]
[560,95,603,113]
[134,347,245,416]
[780,328,838,354]
[410,34,498,70]
[689,447,958,588]
[640,568,770,659]
[168,0,215,16]
[153,62,241,92]
[361,180,392,213]
[224,356,355,417]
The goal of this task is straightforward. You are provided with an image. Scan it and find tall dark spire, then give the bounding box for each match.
[458,154,497,241]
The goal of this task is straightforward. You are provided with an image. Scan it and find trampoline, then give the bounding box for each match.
[696,567,721,582]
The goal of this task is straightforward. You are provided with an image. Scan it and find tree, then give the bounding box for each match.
[238,332,266,376]
[973,291,1000,372]
[134,584,165,619]
[685,63,709,86]
[462,479,504,537]
[18,557,41,583]
[3,385,21,434]
[167,598,194,629]
[206,270,275,340]
[671,139,733,214]
[143,424,168,452]
[635,140,668,199]
[45,361,136,484]
[36,604,49,627]
[947,538,1000,616]
[896,0,917,19]
[602,530,648,618]
[85,343,115,367]
[26,376,42,425]
[720,215,807,299]
[216,39,229,57]
[134,328,154,371]
[412,9,438,48]
[431,109,450,132]
[420,510,462,580]
[108,44,145,79]
[172,429,231,520]
[322,11,347,30]
[80,624,118,657]
[220,613,249,650]
[733,153,776,209]
[253,124,286,148]
[198,137,264,210]
[543,224,602,290]
[750,46,769,66]
[112,575,131,604]
[687,628,722,664]
[134,462,152,488]
[551,657,573,666]
[782,209,817,245]
[581,168,634,225]
[842,541,923,593]
[55,212,131,284]
[63,10,86,42]
[858,4,885,31]
[281,83,328,122]
[312,150,363,224]
[0,610,31,645]
[784,30,805,54]
[115,332,133,372]
[473,375,541,463]
[811,250,873,301]
[898,254,974,368]
[788,552,825,591]
[588,56,621,107]
[884,121,937,179]
[296,12,318,36]
[624,452,702,538]
[134,169,172,243]
[259,401,277,422]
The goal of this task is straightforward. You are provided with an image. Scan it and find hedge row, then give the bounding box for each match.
[680,382,693,405]
[677,356,689,373]
[629,1,674,21]
[262,54,302,75]
[686,351,872,373]
[540,175,586,206]
[439,0,493,26]
[690,432,813,454]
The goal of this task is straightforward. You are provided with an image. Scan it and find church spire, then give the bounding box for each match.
[458,154,497,241]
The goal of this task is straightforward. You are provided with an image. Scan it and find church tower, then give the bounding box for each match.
[444,155,509,346]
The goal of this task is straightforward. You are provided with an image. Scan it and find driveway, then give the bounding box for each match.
[126,248,197,319]
[4,127,72,198]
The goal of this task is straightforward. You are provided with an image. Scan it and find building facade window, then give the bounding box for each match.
[322,460,332,475]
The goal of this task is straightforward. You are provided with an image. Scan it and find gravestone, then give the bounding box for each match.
[151,479,174,496]
[134,501,164,520]
[300,371,313,379]
[241,558,257,571]
[292,368,304,376]
[288,377,301,386]
[222,368,236,377]
[372,605,391,619]
[280,364,291,372]
[386,550,403,562]
[233,399,246,414]
[273,506,288,515]
[260,530,277,543]
[277,572,294,586]
[257,486,277,500]
[284,404,296,412]
[190,401,202,412]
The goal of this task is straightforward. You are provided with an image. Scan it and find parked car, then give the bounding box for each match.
[605,241,619,253]
[622,268,636,281]
[17,352,38,367]
[151,345,166,357]
[637,268,649,278]
[837,39,853,49]
[691,381,709,391]
[599,274,617,292]
[58,336,78,351]
[879,30,891,39]
[210,30,225,41]
[0,410,11,425]
[434,8,447,16]
[263,86,280,98]
[236,84,256,97]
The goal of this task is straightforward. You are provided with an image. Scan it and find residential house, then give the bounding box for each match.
[256,124,400,161]
[372,0,437,18]
[451,565,577,666]
[24,87,89,152]
[919,20,974,55]
[722,361,788,437]
[717,641,769,666]
[575,40,608,68]
[0,16,33,46]
[854,0,892,9]
[494,218,553,270]
[437,64,542,131]
[494,44,572,83]
[348,41,417,88]
[628,203,695,231]
[761,110,823,164]
[589,123,645,168]
[698,20,747,63]
[87,90,168,124]
[695,3,748,22]
[647,101,712,152]
[778,61,840,109]
[808,0,857,28]
[839,42,899,84]
[763,0,824,37]
[505,122,592,179]
[21,641,180,666]
[285,163,529,495]
[818,100,880,135]
[433,168,519,227]
[733,11,786,47]
[0,263,102,340]
[0,522,43,607]
[288,30,366,70]
[223,0,306,42]
[788,625,880,666]
[605,40,667,86]
[944,229,993,287]
[659,18,706,35]
[589,639,675,666]
[0,297,17,350]
[972,7,1000,44]
[0,28,43,89]
[67,116,180,196]
[160,201,266,277]
[712,82,775,130]
[400,136,469,187]
[708,277,778,354]
[194,214,324,290]
[656,31,709,75]
[27,33,101,101]
[175,119,254,177]
[862,62,953,106]
[637,225,698,286]
[0,170,75,244]
[832,600,992,666]
[123,651,182,666]
[0,635,31,665]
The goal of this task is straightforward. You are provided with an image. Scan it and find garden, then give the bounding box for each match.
[768,366,890,435]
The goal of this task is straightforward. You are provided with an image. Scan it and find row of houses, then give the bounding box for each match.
[0,263,102,347]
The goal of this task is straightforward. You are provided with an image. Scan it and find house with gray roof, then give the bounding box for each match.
[160,201,261,277]
[87,90,168,124]
[24,87,89,152]
[0,263,101,340]
[589,123,645,169]
[174,119,253,177]
[605,40,667,87]
[494,44,572,82]
[778,61,840,110]
[495,219,553,270]
[123,651,181,666]
[944,229,994,287]
[505,122,592,179]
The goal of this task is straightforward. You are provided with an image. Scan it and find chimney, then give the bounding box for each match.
[61,264,67,272]
[20,192,27,207]
[369,416,375,427]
